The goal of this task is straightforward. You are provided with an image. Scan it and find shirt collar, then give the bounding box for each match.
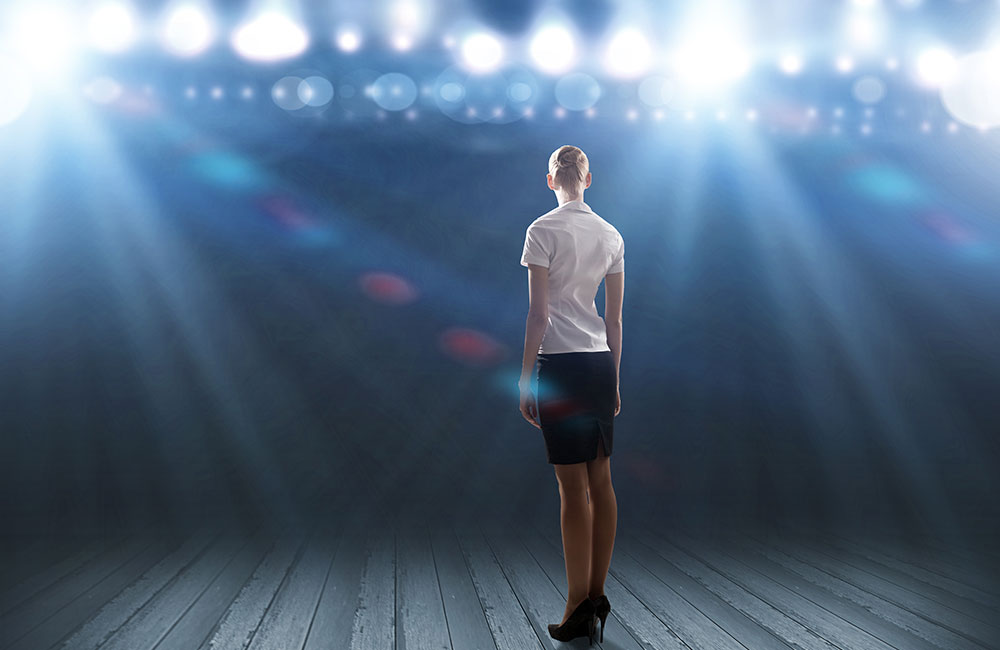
[561,199,592,212]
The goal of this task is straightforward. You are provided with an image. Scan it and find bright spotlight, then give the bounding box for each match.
[940,48,1000,129]
[530,25,577,75]
[604,27,652,78]
[835,54,854,73]
[336,26,362,53]
[673,39,751,87]
[845,12,882,50]
[460,32,504,73]
[0,54,33,126]
[915,47,957,88]
[6,5,78,75]
[160,4,215,57]
[231,10,308,61]
[779,52,804,76]
[386,0,429,50]
[87,2,138,53]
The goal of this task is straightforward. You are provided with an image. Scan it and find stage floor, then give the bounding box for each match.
[2,518,998,650]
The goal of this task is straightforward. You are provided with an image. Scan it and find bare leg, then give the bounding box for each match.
[586,436,616,599]
[553,462,592,625]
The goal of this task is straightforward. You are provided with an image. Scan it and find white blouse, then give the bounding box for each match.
[520,199,624,354]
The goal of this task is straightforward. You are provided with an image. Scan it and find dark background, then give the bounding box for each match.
[1,0,998,546]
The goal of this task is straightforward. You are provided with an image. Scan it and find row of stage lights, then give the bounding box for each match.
[83,74,984,139]
[2,1,999,129]
[1,1,991,84]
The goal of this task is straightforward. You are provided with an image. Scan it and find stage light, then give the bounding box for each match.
[604,27,651,79]
[835,54,854,73]
[87,2,138,53]
[460,32,504,73]
[671,8,752,89]
[160,4,215,57]
[915,47,957,88]
[391,33,413,51]
[779,52,804,76]
[673,40,751,88]
[845,12,882,50]
[231,10,308,62]
[0,54,33,126]
[529,25,577,75]
[940,48,1000,129]
[336,27,362,53]
[5,5,78,76]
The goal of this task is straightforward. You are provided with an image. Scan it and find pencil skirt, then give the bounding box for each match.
[535,350,616,465]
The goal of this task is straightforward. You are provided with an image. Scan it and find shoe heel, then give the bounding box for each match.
[599,613,605,642]
[589,614,596,646]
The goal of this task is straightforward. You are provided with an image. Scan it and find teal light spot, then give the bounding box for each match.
[845,164,928,206]
[189,151,268,191]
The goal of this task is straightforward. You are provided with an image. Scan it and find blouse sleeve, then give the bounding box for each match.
[607,234,624,274]
[520,224,551,268]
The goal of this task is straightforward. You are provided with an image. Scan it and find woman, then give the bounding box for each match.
[518,145,624,644]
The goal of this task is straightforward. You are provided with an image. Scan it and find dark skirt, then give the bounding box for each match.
[536,350,616,464]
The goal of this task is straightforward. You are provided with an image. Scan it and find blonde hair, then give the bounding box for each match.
[548,145,589,195]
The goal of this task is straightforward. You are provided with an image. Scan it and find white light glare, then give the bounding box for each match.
[604,27,652,78]
[161,4,215,57]
[461,32,504,73]
[336,27,362,52]
[672,13,751,88]
[530,25,577,74]
[88,2,138,53]
[779,52,803,76]
[6,6,78,74]
[916,47,957,87]
[231,10,309,61]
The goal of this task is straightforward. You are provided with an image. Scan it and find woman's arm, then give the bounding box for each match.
[518,264,549,387]
[604,270,624,387]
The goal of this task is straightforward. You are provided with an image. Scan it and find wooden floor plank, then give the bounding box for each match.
[395,524,451,650]
[628,525,824,650]
[794,524,1000,607]
[7,537,168,650]
[155,527,272,650]
[786,528,1000,633]
[201,533,303,650]
[746,527,999,650]
[739,528,989,650]
[657,523,953,650]
[99,533,249,650]
[525,519,681,650]
[429,526,496,650]
[0,536,118,615]
[536,516,748,650]
[248,530,334,650]
[346,530,395,650]
[454,525,544,650]
[0,533,151,648]
[663,526,901,650]
[58,526,219,650]
[301,528,370,650]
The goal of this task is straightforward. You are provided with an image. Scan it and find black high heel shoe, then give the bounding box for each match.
[547,597,596,644]
[591,594,611,642]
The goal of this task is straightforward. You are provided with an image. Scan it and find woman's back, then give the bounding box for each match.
[520,199,624,353]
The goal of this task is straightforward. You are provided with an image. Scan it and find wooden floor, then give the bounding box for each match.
[2,517,998,650]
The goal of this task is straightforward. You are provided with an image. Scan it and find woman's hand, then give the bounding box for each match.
[519,383,541,429]
[615,387,621,416]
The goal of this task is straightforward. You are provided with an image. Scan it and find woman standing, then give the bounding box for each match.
[518,145,624,644]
